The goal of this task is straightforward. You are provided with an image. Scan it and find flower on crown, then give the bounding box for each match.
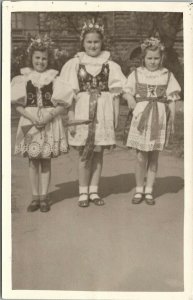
[80,18,104,41]
[141,37,165,52]
[27,34,55,53]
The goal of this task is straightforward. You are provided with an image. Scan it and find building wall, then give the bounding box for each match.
[11,12,183,77]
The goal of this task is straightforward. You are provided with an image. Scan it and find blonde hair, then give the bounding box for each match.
[141,46,165,69]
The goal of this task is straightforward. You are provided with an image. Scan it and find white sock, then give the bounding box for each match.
[89,185,98,194]
[79,186,88,194]
[145,186,153,194]
[136,186,144,194]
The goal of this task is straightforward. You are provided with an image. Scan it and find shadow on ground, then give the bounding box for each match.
[49,174,184,206]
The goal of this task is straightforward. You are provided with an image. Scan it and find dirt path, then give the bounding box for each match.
[11,123,184,292]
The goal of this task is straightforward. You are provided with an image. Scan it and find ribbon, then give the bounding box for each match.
[81,89,101,162]
[137,99,160,141]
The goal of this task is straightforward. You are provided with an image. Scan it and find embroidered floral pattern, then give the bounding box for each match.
[78,63,109,92]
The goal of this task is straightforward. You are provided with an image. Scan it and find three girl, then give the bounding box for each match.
[11,36,73,212]
[123,37,181,205]
[12,25,181,211]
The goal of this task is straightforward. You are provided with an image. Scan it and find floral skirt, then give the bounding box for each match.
[14,107,68,159]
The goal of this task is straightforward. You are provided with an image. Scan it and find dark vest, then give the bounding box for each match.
[77,63,109,92]
[26,80,54,107]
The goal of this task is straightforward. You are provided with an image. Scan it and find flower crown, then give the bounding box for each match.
[141,37,165,52]
[27,34,54,53]
[80,19,104,41]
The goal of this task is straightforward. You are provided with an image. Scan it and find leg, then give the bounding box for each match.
[144,151,159,205]
[89,150,104,206]
[28,159,40,212]
[78,153,92,207]
[39,159,51,212]
[132,150,148,204]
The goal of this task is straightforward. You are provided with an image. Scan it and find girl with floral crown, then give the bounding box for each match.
[123,37,181,205]
[11,35,74,212]
[59,19,126,207]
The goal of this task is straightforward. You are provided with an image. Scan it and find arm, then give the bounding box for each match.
[43,105,65,125]
[113,95,120,129]
[122,93,136,111]
[16,105,38,124]
[67,99,76,136]
[168,101,176,134]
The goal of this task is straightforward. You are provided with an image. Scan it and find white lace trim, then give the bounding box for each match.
[75,51,110,65]
[20,68,58,88]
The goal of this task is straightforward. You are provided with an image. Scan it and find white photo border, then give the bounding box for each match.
[2,1,193,299]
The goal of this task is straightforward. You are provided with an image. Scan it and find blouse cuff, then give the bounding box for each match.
[109,87,122,96]
[167,91,181,101]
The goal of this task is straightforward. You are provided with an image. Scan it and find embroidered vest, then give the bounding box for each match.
[77,63,109,92]
[26,80,54,107]
[135,70,171,103]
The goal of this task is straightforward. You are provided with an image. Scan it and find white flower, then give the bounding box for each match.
[89,23,93,28]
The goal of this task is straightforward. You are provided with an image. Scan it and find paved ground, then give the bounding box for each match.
[11,120,184,292]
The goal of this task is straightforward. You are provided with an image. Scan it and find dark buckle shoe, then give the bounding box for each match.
[40,200,50,212]
[144,193,155,205]
[89,193,105,206]
[132,192,144,204]
[78,193,89,207]
[27,200,40,212]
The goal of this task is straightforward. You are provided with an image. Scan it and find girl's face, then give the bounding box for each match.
[32,51,48,72]
[144,49,162,72]
[83,32,102,57]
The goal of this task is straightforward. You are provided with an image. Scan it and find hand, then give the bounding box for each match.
[127,98,136,111]
[35,121,46,130]
[123,93,136,111]
[171,121,175,135]
[43,114,53,125]
[114,115,119,130]
[29,116,39,126]
[68,125,76,137]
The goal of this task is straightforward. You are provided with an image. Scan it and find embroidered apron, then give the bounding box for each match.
[124,69,171,146]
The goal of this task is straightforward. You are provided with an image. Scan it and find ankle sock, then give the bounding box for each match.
[89,185,98,194]
[136,186,144,194]
[79,186,88,195]
[145,186,153,194]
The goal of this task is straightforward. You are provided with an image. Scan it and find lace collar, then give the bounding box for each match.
[137,67,169,78]
[75,51,110,65]
[20,68,58,88]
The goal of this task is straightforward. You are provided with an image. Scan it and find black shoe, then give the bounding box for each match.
[144,193,155,205]
[40,200,50,212]
[78,193,89,207]
[27,200,40,212]
[89,193,105,206]
[132,192,144,204]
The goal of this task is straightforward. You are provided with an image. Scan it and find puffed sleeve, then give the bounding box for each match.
[11,75,26,105]
[166,72,181,101]
[123,71,136,96]
[108,61,126,95]
[59,57,80,94]
[52,76,75,107]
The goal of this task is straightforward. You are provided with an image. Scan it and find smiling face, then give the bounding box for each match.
[144,48,162,72]
[32,50,48,73]
[83,32,103,57]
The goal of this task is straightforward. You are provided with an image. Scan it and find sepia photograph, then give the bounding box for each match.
[2,1,193,300]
